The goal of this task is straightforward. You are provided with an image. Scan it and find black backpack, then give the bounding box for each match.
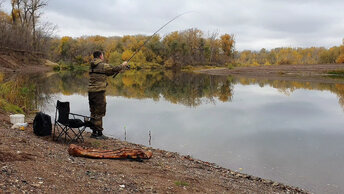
[33,112,52,136]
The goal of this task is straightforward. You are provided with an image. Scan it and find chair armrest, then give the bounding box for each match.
[69,113,93,119]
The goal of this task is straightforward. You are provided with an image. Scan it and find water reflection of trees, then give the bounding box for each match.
[234,77,344,110]
[0,73,50,112]
[5,70,344,109]
[107,70,234,107]
[1,70,234,109]
[45,73,344,109]
[41,71,235,107]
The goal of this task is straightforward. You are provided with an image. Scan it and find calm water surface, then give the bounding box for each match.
[4,71,344,193]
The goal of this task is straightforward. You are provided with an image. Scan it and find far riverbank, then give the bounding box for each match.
[196,64,344,83]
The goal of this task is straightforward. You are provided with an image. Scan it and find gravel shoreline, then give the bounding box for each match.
[0,113,308,193]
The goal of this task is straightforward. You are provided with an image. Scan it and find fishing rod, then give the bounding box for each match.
[113,11,192,77]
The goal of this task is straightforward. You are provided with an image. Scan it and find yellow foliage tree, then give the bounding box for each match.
[336,44,344,63]
[108,51,122,65]
[155,55,163,64]
[0,10,12,22]
[59,36,73,54]
[121,50,146,68]
[264,61,272,66]
[220,34,235,56]
[131,50,146,63]
[164,57,175,68]
[122,50,133,61]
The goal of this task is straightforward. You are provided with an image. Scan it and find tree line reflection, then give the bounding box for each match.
[2,71,344,111]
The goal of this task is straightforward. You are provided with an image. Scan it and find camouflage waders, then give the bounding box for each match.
[88,91,106,133]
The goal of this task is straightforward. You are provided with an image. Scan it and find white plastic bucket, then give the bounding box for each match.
[10,114,25,124]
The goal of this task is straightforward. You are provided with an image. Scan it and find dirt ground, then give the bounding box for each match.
[0,49,52,73]
[197,64,344,83]
[0,112,308,193]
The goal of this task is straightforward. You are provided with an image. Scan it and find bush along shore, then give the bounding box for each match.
[0,113,308,193]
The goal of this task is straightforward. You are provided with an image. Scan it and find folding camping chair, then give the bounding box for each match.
[53,100,92,143]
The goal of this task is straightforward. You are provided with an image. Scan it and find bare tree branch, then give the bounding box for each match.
[28,0,47,49]
[0,0,52,55]
[209,30,219,63]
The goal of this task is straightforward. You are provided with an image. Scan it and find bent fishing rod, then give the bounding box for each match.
[113,11,192,78]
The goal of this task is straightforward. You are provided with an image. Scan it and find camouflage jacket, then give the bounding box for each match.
[88,58,123,92]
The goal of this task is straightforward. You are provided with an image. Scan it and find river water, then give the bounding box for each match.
[2,70,344,193]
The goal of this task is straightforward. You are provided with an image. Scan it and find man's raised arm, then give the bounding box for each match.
[104,61,128,76]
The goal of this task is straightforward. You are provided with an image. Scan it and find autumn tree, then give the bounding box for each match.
[48,28,236,69]
[319,47,339,64]
[220,34,235,57]
[336,39,344,64]
[206,31,219,63]
[108,51,122,65]
[162,31,182,67]
[58,36,79,63]
[235,46,344,67]
[0,0,50,54]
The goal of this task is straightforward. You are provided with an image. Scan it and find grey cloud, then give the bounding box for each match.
[40,0,344,50]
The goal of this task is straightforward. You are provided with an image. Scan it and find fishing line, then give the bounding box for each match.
[113,11,193,77]
[127,11,193,62]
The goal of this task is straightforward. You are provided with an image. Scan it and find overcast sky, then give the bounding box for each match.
[3,0,344,50]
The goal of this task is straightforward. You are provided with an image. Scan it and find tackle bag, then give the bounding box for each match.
[33,112,52,136]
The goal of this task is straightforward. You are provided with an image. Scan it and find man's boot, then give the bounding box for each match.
[90,130,98,138]
[95,131,109,140]
[90,117,104,138]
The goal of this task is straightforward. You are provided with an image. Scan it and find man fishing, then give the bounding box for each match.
[88,51,128,139]
[87,13,189,139]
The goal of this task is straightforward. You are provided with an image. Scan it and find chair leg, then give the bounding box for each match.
[69,128,78,137]
[64,127,73,142]
[54,122,87,143]
[74,126,86,142]
[54,124,63,141]
[53,122,58,141]
[53,123,55,140]
[55,125,71,142]
[66,128,81,144]
[55,125,65,141]
[54,123,78,143]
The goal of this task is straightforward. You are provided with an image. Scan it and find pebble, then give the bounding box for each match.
[165,153,173,158]
[31,183,41,187]
[1,166,8,172]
